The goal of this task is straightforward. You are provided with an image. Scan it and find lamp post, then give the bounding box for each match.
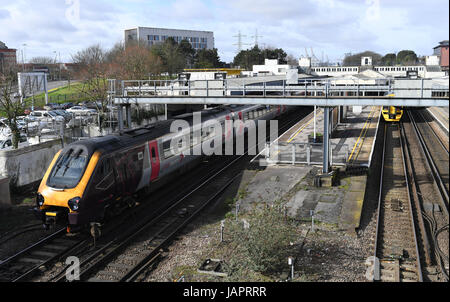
[22,43,27,71]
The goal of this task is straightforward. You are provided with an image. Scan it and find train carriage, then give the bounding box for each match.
[35,104,289,232]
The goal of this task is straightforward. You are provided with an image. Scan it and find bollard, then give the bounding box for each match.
[310,210,315,232]
[288,257,294,281]
[220,220,225,242]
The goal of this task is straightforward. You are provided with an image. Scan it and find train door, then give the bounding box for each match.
[89,157,116,220]
[149,140,160,181]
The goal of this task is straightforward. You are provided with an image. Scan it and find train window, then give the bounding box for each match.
[95,159,112,183]
[47,150,88,189]
[151,147,157,162]
[163,141,173,159]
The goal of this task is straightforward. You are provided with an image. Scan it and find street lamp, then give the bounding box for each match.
[22,43,27,71]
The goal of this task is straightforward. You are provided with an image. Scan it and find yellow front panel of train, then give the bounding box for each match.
[38,151,101,210]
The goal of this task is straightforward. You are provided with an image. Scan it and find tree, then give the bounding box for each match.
[262,48,287,64]
[194,48,224,68]
[151,37,185,76]
[381,53,396,66]
[72,44,112,131]
[233,46,265,70]
[29,56,55,65]
[0,69,29,149]
[396,50,418,65]
[286,54,299,66]
[111,43,163,80]
[178,39,196,68]
[342,51,382,66]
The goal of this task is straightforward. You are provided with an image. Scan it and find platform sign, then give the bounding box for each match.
[17,72,49,105]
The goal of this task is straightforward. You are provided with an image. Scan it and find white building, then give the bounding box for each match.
[306,56,446,78]
[124,27,214,50]
[244,59,296,77]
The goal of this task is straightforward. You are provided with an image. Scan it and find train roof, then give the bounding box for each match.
[63,105,254,157]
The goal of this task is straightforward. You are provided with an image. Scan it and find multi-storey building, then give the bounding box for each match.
[0,41,17,73]
[124,27,214,50]
[433,40,449,74]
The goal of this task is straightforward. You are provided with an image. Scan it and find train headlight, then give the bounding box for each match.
[68,197,81,211]
[36,193,45,207]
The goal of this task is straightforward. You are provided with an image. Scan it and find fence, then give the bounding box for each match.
[265,142,349,166]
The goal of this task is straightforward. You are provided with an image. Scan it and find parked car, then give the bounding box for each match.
[0,134,28,149]
[44,103,63,110]
[29,110,65,122]
[52,110,72,122]
[66,106,97,115]
[61,102,74,109]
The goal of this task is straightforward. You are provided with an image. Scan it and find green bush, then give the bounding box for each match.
[225,201,297,275]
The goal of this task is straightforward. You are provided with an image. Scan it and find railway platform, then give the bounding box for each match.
[246,105,381,232]
[427,106,449,133]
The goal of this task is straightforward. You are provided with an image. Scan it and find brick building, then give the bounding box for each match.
[433,40,449,74]
[0,41,17,73]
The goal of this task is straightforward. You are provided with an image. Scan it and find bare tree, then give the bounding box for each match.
[72,44,112,131]
[286,54,299,66]
[0,70,28,149]
[29,56,54,65]
[112,43,163,80]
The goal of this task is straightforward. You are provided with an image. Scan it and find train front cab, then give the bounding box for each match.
[35,146,102,232]
[382,106,403,122]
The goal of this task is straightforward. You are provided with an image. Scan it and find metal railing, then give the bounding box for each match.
[264,142,349,166]
[108,78,449,99]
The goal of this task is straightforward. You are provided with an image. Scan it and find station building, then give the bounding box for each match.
[124,27,214,51]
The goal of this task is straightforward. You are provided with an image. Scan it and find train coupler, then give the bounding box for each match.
[90,222,102,247]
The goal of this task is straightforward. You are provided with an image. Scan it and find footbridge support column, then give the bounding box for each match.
[323,106,331,174]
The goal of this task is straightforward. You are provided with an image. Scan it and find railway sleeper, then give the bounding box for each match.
[30,251,58,258]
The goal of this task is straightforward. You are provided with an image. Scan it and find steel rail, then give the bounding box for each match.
[399,121,423,282]
[64,111,301,282]
[373,122,423,282]
[407,110,449,215]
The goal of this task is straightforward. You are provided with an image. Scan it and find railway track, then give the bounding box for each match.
[408,109,449,213]
[0,228,87,282]
[373,122,423,282]
[43,108,307,282]
[405,110,449,281]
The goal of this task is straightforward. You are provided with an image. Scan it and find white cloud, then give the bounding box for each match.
[0,0,447,64]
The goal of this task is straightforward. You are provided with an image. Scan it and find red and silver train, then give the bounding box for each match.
[35,104,289,232]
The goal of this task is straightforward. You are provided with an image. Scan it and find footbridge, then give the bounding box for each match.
[107,77,449,174]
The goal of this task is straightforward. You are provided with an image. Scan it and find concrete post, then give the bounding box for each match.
[125,105,132,129]
[118,105,124,132]
[291,144,295,165]
[314,105,316,140]
[323,107,330,174]
[0,177,11,209]
[307,145,311,165]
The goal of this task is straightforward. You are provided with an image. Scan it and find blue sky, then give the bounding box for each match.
[0,0,448,64]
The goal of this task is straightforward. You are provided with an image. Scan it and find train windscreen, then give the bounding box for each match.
[47,149,88,189]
